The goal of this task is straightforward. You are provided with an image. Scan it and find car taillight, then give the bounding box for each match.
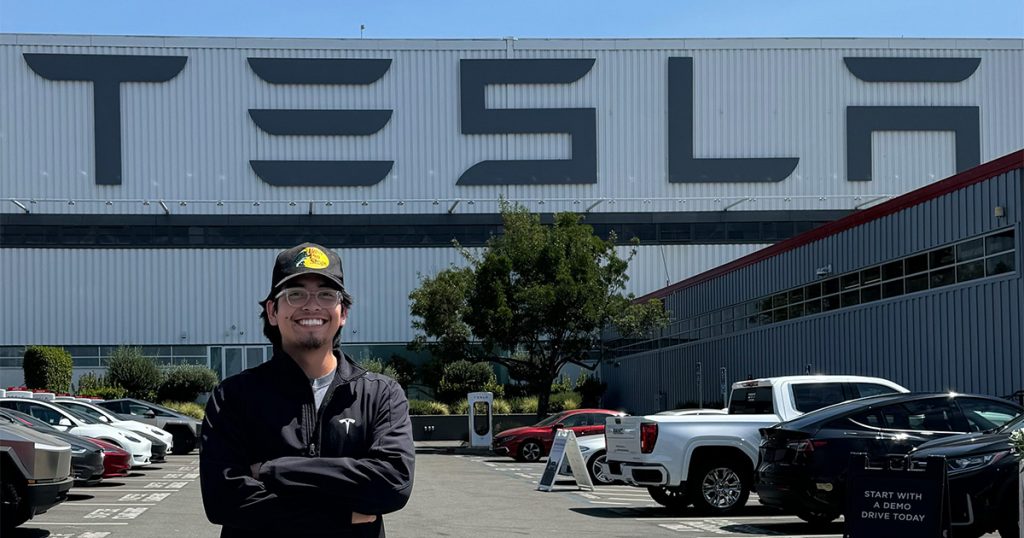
[640,422,658,454]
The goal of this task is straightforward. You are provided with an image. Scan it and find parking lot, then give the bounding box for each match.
[10,451,1000,537]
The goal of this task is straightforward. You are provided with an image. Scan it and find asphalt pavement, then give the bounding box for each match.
[7,450,1002,537]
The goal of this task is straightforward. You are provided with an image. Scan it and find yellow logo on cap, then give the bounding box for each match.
[295,247,330,269]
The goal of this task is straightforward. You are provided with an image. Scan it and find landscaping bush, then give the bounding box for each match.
[106,346,162,400]
[452,398,469,415]
[357,357,399,380]
[407,399,450,415]
[157,365,218,403]
[79,386,128,400]
[436,360,504,403]
[76,372,126,399]
[160,401,204,420]
[22,346,73,393]
[550,374,574,394]
[511,396,539,414]
[492,398,512,414]
[548,391,581,412]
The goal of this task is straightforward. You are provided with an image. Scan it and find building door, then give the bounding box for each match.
[223,347,244,379]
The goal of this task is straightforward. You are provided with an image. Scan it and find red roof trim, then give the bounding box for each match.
[639,149,1024,302]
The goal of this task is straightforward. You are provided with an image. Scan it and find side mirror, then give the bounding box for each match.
[58,417,73,427]
[551,423,565,430]
[145,410,156,419]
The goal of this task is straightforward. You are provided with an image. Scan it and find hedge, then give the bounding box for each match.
[408,399,451,415]
[22,346,73,393]
[157,365,218,403]
[160,401,204,420]
[106,346,162,400]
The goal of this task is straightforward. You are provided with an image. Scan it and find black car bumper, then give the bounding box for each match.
[944,462,1019,532]
[151,443,167,463]
[756,464,842,515]
[72,452,106,486]
[27,476,74,516]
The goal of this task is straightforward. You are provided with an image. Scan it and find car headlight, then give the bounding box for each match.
[124,434,142,443]
[947,451,1008,474]
[71,447,87,455]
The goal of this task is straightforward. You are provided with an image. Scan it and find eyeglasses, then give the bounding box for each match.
[275,288,344,308]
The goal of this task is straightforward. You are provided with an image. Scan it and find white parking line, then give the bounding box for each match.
[68,503,156,506]
[21,522,128,526]
[588,500,632,505]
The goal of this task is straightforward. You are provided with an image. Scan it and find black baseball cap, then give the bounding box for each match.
[264,243,345,302]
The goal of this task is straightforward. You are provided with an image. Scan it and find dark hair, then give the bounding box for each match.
[260,288,354,349]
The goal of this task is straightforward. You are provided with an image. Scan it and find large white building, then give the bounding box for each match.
[1,34,1021,386]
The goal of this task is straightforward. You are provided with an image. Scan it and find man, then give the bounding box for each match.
[201,242,414,537]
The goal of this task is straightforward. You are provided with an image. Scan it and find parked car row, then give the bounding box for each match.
[758,391,1022,538]
[0,392,203,531]
[586,375,1021,538]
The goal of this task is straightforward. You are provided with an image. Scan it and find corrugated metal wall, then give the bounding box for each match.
[602,168,1023,414]
[0,243,762,346]
[2,36,1022,216]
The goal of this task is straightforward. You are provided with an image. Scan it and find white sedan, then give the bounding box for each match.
[558,434,619,485]
[0,398,152,467]
[53,398,174,451]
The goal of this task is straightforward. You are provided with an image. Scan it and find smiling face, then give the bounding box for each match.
[266,274,348,352]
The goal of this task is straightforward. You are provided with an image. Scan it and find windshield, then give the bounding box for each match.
[0,409,57,431]
[534,411,569,427]
[62,406,103,425]
[58,401,115,423]
[1000,412,1024,433]
[131,400,182,418]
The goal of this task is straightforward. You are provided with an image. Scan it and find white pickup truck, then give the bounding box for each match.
[603,375,908,514]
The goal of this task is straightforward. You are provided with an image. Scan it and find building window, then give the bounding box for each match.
[607,226,1016,358]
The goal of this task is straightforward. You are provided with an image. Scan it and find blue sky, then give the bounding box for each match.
[1,0,1021,39]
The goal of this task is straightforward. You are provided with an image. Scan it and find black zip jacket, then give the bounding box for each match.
[200,348,415,537]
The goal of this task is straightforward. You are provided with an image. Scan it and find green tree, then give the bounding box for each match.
[22,346,73,393]
[410,203,668,416]
[106,346,162,400]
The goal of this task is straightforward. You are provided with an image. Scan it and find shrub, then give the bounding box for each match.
[452,398,469,415]
[385,355,417,388]
[574,372,607,408]
[357,357,399,380]
[106,346,162,400]
[22,346,73,393]
[79,386,128,400]
[549,391,581,412]
[550,374,573,393]
[511,396,539,414]
[436,360,504,403]
[492,398,512,415]
[157,365,218,403]
[160,401,204,420]
[407,399,450,415]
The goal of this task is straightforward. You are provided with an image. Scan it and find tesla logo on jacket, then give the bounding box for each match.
[199,350,415,537]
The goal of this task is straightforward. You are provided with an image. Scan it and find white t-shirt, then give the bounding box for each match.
[311,368,336,411]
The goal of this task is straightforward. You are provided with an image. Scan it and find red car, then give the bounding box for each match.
[87,438,132,478]
[492,408,625,462]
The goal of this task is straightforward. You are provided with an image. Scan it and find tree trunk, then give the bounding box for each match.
[536,384,552,420]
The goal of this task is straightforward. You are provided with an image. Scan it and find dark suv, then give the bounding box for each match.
[96,398,202,454]
[912,413,1023,538]
[756,392,1022,525]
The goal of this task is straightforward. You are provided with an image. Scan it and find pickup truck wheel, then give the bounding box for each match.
[687,459,750,515]
[517,440,543,462]
[647,486,690,510]
[1,463,29,531]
